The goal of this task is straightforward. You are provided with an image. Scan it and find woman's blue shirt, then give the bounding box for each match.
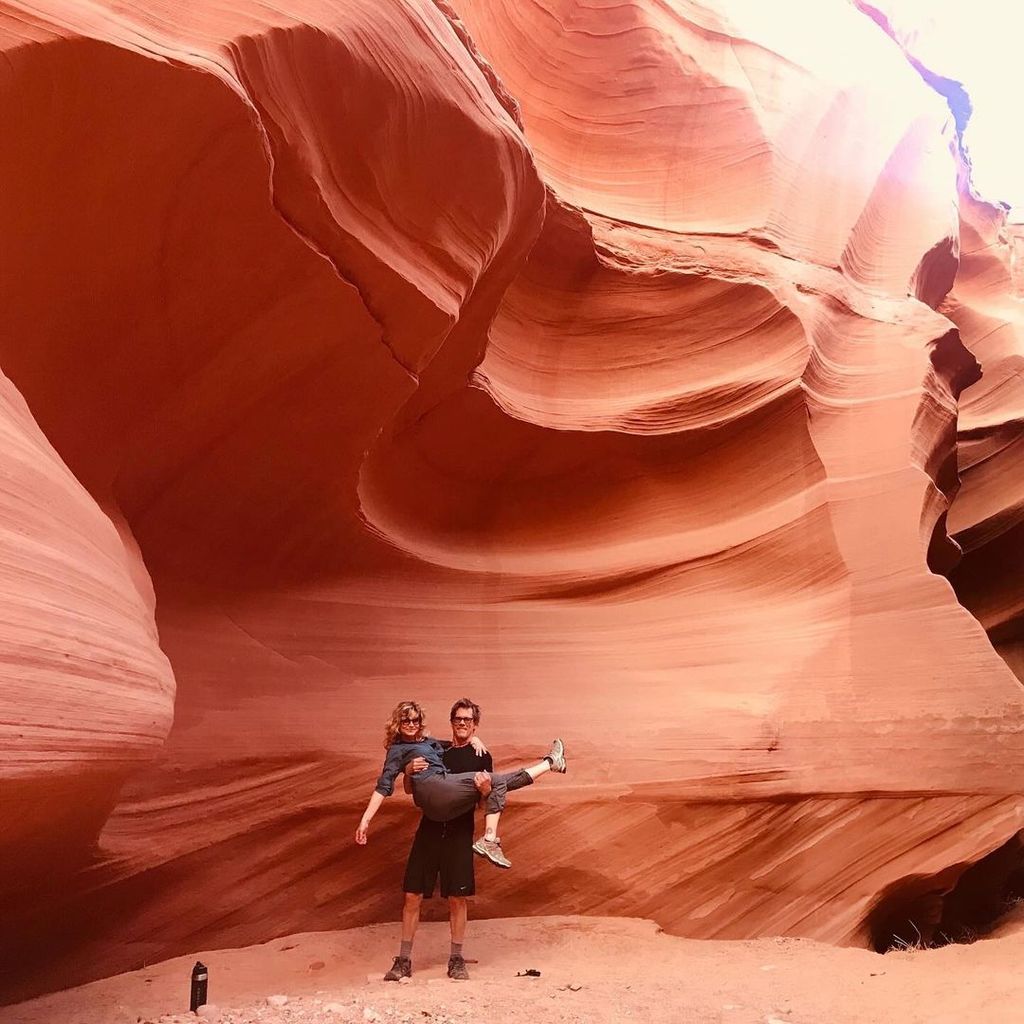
[374,737,450,797]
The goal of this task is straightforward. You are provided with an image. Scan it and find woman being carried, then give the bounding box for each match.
[355,700,566,868]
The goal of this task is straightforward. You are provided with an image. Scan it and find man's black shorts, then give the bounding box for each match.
[403,811,475,899]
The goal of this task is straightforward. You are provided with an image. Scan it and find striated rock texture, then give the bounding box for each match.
[871,0,1024,696]
[0,373,174,892]
[1,0,1022,1002]
[944,175,1024,680]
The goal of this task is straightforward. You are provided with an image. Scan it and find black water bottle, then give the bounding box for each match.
[189,961,208,1012]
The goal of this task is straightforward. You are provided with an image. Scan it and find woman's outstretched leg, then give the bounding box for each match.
[473,739,567,869]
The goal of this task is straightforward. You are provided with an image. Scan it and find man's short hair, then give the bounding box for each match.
[450,697,481,723]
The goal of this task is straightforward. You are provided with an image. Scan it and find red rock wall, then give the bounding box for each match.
[0,371,174,891]
[944,172,1024,679]
[1,0,1022,1001]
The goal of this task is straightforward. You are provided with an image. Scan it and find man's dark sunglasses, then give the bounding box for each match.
[451,715,476,724]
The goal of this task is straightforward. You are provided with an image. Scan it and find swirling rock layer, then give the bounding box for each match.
[0,373,173,893]
[1,0,1022,1003]
[870,1,1024,713]
[944,173,1024,677]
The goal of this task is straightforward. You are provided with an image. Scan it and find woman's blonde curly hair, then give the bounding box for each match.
[384,700,426,749]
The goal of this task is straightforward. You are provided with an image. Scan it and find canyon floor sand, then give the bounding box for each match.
[3,914,1023,1024]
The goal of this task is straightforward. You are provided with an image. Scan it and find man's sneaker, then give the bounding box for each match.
[383,956,411,981]
[472,836,512,869]
[545,738,567,773]
[447,954,470,980]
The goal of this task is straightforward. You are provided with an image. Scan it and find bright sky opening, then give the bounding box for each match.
[876,0,1024,215]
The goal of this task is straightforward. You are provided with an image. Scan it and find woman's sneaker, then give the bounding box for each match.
[545,738,567,773]
[383,956,412,981]
[472,836,512,868]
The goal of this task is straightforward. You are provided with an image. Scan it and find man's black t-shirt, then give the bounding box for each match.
[443,741,494,775]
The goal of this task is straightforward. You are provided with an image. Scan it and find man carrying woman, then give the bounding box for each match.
[356,698,566,981]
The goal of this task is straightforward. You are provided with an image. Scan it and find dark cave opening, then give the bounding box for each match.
[868,831,1024,952]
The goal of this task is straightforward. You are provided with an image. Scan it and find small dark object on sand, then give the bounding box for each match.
[516,969,541,977]
[190,961,208,1012]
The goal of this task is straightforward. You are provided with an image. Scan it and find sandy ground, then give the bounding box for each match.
[3,914,1024,1024]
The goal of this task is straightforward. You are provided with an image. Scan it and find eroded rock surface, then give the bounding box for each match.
[944,178,1024,679]
[1,0,1022,1003]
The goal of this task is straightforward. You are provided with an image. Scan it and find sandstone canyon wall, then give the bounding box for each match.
[945,185,1024,690]
[1,0,1023,1003]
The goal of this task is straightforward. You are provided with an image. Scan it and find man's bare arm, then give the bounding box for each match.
[476,771,492,807]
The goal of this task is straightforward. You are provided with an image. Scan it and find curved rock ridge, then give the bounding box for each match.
[474,203,809,435]
[852,1,1024,684]
[449,0,958,284]
[1,0,1024,1005]
[943,165,1024,678]
[0,369,174,892]
[0,0,544,582]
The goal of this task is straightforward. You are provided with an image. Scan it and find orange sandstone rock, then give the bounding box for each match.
[0,0,1022,1004]
[943,169,1024,680]
[0,370,174,891]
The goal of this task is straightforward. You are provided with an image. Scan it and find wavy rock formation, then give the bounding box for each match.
[861,0,1024,774]
[943,175,1024,680]
[0,372,174,893]
[1,0,1023,1003]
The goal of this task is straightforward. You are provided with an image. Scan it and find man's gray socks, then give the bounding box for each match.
[400,940,413,959]
[450,942,463,959]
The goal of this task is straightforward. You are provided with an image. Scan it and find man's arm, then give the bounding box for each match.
[476,752,494,805]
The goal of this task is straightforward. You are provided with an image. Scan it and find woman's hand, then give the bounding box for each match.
[357,790,384,845]
[469,736,489,756]
[404,757,429,775]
